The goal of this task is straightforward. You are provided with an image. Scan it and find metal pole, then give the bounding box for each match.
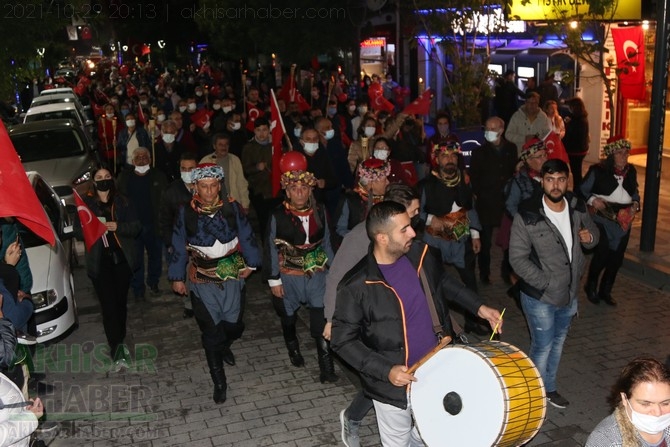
[640,3,670,252]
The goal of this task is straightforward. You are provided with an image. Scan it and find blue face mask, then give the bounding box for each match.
[327,107,337,116]
[121,109,130,118]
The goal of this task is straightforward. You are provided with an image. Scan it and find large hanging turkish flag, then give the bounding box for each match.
[73,190,107,251]
[612,26,645,100]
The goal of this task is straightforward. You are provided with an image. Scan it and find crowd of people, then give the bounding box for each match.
[13,58,655,446]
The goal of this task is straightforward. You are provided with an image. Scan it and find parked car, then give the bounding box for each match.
[21,171,78,343]
[31,92,92,122]
[23,102,94,137]
[8,119,97,205]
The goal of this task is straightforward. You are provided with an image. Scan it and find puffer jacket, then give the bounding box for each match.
[331,241,483,409]
[509,191,599,306]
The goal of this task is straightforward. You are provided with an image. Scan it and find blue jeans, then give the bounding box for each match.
[0,280,33,332]
[520,292,578,392]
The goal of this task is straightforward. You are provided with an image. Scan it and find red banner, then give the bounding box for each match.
[278,74,310,113]
[402,89,432,116]
[612,26,645,100]
[543,131,569,165]
[270,90,286,197]
[73,190,107,251]
[0,122,55,245]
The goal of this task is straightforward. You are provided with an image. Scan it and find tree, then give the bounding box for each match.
[410,0,507,128]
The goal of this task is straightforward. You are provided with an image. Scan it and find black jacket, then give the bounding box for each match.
[159,179,193,247]
[331,241,483,409]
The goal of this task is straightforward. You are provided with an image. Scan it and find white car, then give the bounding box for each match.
[19,172,78,343]
[23,102,94,137]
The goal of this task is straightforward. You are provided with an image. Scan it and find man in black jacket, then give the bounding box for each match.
[332,201,501,446]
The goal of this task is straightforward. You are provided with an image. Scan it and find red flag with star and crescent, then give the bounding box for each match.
[368,83,395,112]
[73,189,107,251]
[270,89,287,197]
[278,74,310,113]
[245,103,265,132]
[612,26,645,100]
[402,89,432,116]
[0,122,55,245]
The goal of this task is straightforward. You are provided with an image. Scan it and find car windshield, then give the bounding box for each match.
[25,110,80,123]
[10,128,86,162]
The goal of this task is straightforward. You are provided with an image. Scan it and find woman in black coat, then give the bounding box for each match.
[562,97,590,190]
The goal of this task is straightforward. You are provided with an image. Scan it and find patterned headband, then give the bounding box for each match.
[358,158,391,183]
[280,170,317,189]
[603,138,631,157]
[192,164,224,181]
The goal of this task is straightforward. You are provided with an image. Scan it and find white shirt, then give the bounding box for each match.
[543,197,573,262]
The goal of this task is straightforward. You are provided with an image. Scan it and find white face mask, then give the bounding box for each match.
[348,105,356,113]
[364,126,376,138]
[213,104,221,110]
[230,122,241,130]
[303,142,319,155]
[358,106,368,115]
[178,106,187,113]
[195,91,203,97]
[223,105,233,113]
[140,100,148,106]
[125,119,136,128]
[106,112,114,118]
[187,103,197,112]
[157,114,166,123]
[181,171,194,184]
[162,133,176,144]
[626,397,670,435]
[374,149,390,161]
[294,127,302,138]
[485,131,500,143]
[135,164,150,174]
[324,129,335,140]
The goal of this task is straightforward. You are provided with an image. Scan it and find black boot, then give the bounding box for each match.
[282,322,305,367]
[204,349,227,404]
[598,274,617,306]
[221,341,235,366]
[315,337,339,384]
[584,276,600,304]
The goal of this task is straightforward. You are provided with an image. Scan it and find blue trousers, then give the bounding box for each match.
[131,226,163,293]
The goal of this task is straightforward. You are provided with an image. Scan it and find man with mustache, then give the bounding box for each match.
[419,141,488,335]
[509,158,598,409]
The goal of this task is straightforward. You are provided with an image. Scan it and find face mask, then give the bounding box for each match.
[203,121,211,131]
[213,104,221,110]
[187,103,197,112]
[437,124,450,135]
[125,119,136,128]
[106,112,114,118]
[162,133,176,144]
[116,89,123,95]
[135,165,151,174]
[121,109,130,117]
[111,98,119,105]
[95,179,114,192]
[358,106,368,115]
[140,100,148,106]
[348,105,356,113]
[324,129,335,140]
[223,105,233,113]
[294,127,302,138]
[230,122,241,130]
[410,214,422,231]
[485,131,500,143]
[364,126,376,137]
[626,397,670,434]
[157,114,165,123]
[180,171,194,184]
[195,91,203,97]
[303,142,319,155]
[327,107,337,116]
[374,150,389,161]
[178,106,187,113]
[167,90,173,96]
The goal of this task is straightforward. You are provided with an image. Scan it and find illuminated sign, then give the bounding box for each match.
[361,38,386,48]
[510,0,641,21]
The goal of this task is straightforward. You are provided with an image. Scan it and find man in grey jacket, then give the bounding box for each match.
[510,158,598,409]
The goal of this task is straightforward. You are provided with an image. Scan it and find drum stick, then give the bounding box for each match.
[489,307,506,341]
[407,335,452,375]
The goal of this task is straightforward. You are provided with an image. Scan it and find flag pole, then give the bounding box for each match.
[270,88,290,151]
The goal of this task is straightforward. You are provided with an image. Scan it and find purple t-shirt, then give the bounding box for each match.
[379,256,437,366]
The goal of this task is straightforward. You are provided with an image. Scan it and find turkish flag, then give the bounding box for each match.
[80,26,92,40]
[191,109,213,128]
[245,103,265,132]
[543,131,569,165]
[403,89,432,116]
[278,74,310,113]
[368,83,394,112]
[270,90,286,197]
[612,26,645,100]
[0,122,55,246]
[137,103,147,125]
[73,190,107,251]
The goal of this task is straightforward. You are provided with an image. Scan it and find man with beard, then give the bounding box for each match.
[332,201,501,446]
[510,158,598,409]
[419,141,488,335]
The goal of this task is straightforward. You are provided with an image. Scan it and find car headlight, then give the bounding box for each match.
[32,289,58,309]
[73,170,91,186]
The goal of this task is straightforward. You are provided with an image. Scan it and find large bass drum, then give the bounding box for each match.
[409,341,546,447]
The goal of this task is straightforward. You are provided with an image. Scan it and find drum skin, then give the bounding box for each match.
[410,341,546,447]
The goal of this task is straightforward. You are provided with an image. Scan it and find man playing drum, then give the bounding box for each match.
[332,201,502,446]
